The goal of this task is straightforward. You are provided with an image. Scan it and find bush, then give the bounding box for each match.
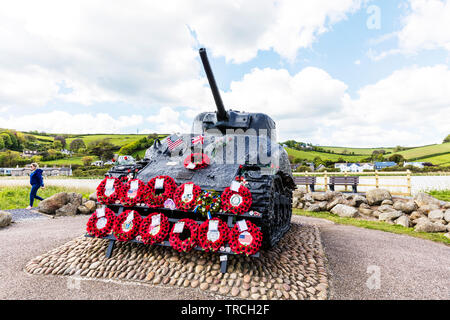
[72,166,109,177]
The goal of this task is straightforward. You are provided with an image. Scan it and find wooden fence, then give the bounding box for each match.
[293,170,412,196]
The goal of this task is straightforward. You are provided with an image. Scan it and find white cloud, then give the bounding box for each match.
[0,111,143,134]
[146,107,191,134]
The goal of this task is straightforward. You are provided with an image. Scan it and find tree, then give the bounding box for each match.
[53,140,63,150]
[444,134,450,143]
[82,156,94,166]
[70,138,86,152]
[87,139,118,161]
[54,136,67,148]
[388,154,405,164]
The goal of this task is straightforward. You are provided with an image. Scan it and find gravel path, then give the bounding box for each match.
[293,215,450,300]
[6,209,46,222]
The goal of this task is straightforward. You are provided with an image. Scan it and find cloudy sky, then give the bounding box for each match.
[0,0,449,147]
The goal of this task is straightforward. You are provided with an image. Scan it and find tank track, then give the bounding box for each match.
[243,172,293,249]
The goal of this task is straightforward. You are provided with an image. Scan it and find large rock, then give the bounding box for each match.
[414,221,447,233]
[326,196,346,211]
[353,195,368,207]
[393,201,417,214]
[379,211,403,222]
[395,215,410,228]
[330,204,359,218]
[378,205,396,213]
[55,203,78,217]
[67,192,82,207]
[409,211,425,222]
[84,200,96,212]
[413,192,442,208]
[381,199,394,206]
[359,207,374,216]
[428,210,444,221]
[306,204,321,212]
[0,211,12,228]
[89,192,98,201]
[444,210,450,223]
[366,189,392,205]
[38,192,69,214]
[417,204,440,215]
[77,205,91,215]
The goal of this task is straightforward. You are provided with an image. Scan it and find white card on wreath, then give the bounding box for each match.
[237,219,248,232]
[208,220,219,232]
[130,180,139,192]
[184,183,194,195]
[104,178,115,196]
[173,221,185,233]
[151,214,161,227]
[155,178,165,190]
[230,181,241,192]
[125,211,134,224]
[96,206,106,218]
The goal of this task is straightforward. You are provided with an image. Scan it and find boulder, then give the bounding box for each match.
[444,209,450,223]
[67,192,82,207]
[359,207,374,216]
[409,211,426,223]
[393,201,417,214]
[330,204,359,218]
[359,203,371,209]
[414,221,447,233]
[311,192,329,201]
[38,192,69,214]
[317,201,328,211]
[378,205,396,213]
[379,211,403,222]
[326,196,346,211]
[381,199,394,206]
[353,195,368,207]
[77,205,91,215]
[412,217,430,225]
[55,203,78,217]
[414,192,442,207]
[89,192,98,201]
[366,189,392,205]
[428,210,444,222]
[372,211,380,218]
[417,204,440,215]
[84,200,96,212]
[394,215,410,228]
[443,202,450,209]
[306,204,321,212]
[303,193,314,203]
[0,211,12,228]
[296,202,304,209]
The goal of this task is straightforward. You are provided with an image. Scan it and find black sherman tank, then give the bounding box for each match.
[108,48,295,248]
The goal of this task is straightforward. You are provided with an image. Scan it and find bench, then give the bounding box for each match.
[294,176,316,192]
[328,176,359,193]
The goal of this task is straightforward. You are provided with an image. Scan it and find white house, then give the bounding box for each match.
[404,162,424,169]
[335,163,374,172]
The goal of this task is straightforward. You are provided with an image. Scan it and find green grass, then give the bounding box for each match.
[320,146,394,155]
[419,153,450,166]
[0,186,92,210]
[41,156,99,166]
[293,209,450,245]
[286,147,368,162]
[395,142,450,160]
[427,190,450,202]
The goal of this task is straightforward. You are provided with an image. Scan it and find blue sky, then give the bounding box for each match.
[0,0,449,147]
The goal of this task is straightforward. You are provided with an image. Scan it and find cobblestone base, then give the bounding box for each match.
[24,222,328,300]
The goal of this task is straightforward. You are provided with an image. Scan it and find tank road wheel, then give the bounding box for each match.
[261,175,285,249]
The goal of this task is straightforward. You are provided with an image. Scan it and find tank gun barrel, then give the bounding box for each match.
[199,48,228,121]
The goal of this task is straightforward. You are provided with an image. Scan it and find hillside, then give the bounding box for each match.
[394,143,450,161]
[319,146,395,156]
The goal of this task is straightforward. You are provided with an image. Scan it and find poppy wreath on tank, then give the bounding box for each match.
[197,218,230,252]
[220,184,252,215]
[173,182,201,211]
[138,212,170,245]
[193,190,221,217]
[120,178,146,206]
[169,218,199,253]
[86,206,116,238]
[144,175,177,208]
[183,153,210,170]
[112,209,142,242]
[96,177,125,205]
[229,220,263,256]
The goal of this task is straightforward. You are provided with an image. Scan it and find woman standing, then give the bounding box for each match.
[26,163,45,209]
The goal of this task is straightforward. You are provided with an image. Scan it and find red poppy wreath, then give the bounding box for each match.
[173,182,201,211]
[229,220,263,256]
[138,212,170,245]
[144,175,177,208]
[183,153,210,170]
[96,177,125,205]
[169,218,199,253]
[220,184,253,215]
[120,178,146,207]
[86,207,116,238]
[112,209,142,242]
[197,217,230,252]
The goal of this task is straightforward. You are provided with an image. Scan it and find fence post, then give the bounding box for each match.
[305,171,309,193]
[324,170,328,192]
[344,171,348,192]
[375,170,379,189]
[407,169,411,196]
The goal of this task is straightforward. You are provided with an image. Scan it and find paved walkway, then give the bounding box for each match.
[1,212,449,300]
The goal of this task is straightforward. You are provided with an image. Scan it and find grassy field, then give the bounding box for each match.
[428,189,450,202]
[0,186,92,210]
[395,143,450,160]
[41,156,99,166]
[293,209,450,245]
[286,147,368,162]
[419,154,450,166]
[320,146,394,155]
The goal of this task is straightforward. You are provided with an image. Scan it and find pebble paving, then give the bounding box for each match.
[24,222,329,300]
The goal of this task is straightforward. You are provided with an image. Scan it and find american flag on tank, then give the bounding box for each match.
[167,135,183,150]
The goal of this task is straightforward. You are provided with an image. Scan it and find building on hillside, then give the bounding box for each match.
[374,161,397,170]
[22,150,41,157]
[334,163,374,172]
[315,164,326,171]
[403,162,425,169]
[10,166,72,177]
[60,149,73,156]
[0,168,13,175]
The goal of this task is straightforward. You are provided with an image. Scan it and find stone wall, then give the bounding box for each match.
[293,188,450,237]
